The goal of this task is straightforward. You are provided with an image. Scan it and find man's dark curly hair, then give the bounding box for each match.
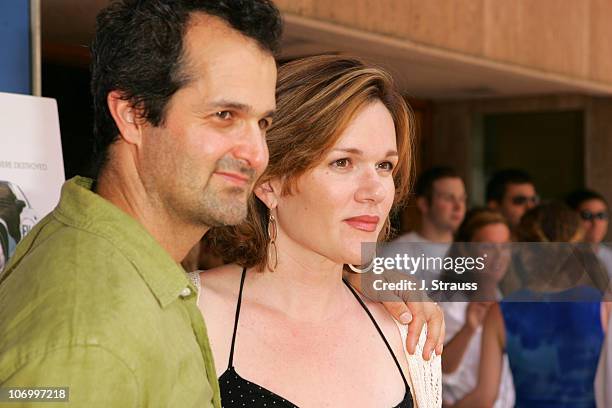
[90,0,282,175]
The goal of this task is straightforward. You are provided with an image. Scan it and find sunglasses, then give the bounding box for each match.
[510,195,539,206]
[579,210,609,221]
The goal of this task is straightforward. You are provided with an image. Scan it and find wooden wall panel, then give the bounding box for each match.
[276,0,485,55]
[482,0,589,78]
[275,0,611,86]
[402,0,485,55]
[590,0,612,84]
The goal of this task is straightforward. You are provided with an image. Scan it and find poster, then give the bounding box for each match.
[0,92,64,270]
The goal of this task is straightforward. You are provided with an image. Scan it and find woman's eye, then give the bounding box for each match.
[331,158,351,168]
[215,111,233,120]
[377,161,395,171]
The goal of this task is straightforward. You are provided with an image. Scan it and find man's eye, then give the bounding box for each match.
[215,111,233,120]
[258,118,271,130]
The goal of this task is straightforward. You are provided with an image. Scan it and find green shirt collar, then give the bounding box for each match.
[54,176,193,308]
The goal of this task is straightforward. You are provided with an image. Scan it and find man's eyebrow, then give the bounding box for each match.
[332,147,399,156]
[206,100,275,118]
[207,100,250,112]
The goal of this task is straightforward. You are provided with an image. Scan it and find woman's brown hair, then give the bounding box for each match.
[206,55,414,270]
[516,201,582,242]
[514,201,610,292]
[435,208,511,300]
[455,207,510,242]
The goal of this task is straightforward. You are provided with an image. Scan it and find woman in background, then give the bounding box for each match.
[454,202,609,408]
[438,208,515,408]
[194,55,441,407]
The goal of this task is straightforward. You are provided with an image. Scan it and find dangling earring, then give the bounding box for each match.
[347,261,374,274]
[267,214,278,272]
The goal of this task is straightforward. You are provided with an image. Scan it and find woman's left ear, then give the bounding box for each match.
[254,181,278,210]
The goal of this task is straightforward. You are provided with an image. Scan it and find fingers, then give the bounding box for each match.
[404,301,425,355]
[406,314,429,360]
[422,301,444,360]
[436,318,445,355]
[382,299,413,325]
[373,280,447,358]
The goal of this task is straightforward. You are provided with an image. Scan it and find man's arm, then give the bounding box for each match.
[2,345,139,407]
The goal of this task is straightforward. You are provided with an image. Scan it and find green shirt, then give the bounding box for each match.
[0,177,221,407]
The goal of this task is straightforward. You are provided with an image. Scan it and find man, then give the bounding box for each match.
[486,169,538,228]
[566,189,612,280]
[0,1,443,406]
[0,1,278,406]
[395,166,467,279]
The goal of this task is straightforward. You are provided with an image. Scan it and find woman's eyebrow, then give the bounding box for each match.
[332,148,398,157]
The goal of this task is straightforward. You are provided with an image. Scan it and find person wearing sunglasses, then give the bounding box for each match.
[486,169,539,229]
[566,189,612,281]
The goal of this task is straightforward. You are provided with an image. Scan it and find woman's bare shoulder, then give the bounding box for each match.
[199,263,245,299]
[360,297,404,346]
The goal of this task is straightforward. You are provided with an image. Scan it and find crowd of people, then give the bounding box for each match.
[395,166,612,407]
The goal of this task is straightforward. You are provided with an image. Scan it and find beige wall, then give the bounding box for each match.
[276,0,612,86]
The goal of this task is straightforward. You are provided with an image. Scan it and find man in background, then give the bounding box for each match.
[566,189,612,280]
[486,169,538,229]
[395,166,467,279]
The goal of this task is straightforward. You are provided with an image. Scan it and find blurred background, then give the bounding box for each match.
[2,0,612,238]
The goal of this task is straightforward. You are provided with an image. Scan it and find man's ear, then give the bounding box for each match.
[107,90,142,145]
[254,181,279,210]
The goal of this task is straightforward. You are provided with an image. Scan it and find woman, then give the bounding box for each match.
[192,55,441,407]
[453,202,609,408]
[437,208,515,408]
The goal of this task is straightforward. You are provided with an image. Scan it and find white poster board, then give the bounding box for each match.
[0,92,64,269]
